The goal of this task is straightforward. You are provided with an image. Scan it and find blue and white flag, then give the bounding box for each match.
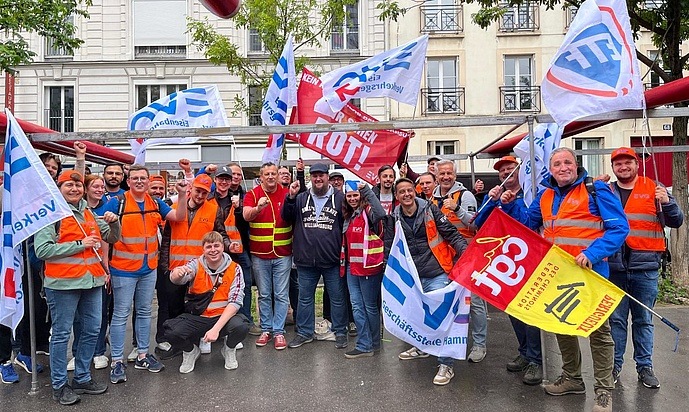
[128,85,230,165]
[382,221,470,359]
[514,123,563,207]
[261,35,297,165]
[542,0,644,126]
[319,35,429,113]
[1,109,72,331]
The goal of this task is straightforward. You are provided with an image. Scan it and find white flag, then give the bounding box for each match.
[514,123,563,206]
[542,0,644,126]
[319,35,429,113]
[1,109,73,331]
[382,221,470,360]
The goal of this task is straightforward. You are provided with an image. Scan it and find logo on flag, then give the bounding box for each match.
[513,123,562,206]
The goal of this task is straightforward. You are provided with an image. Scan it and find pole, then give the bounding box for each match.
[527,116,538,200]
[23,240,40,395]
[468,163,521,224]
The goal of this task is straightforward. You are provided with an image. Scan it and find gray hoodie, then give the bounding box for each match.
[173,252,245,311]
[432,181,477,227]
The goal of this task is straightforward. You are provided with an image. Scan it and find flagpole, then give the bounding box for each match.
[468,163,521,224]
[527,116,538,200]
[23,240,40,395]
[623,290,680,350]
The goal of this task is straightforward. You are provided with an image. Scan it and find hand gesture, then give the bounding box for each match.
[296,158,304,172]
[442,198,458,211]
[289,181,300,198]
[474,179,484,193]
[178,158,192,173]
[500,190,516,204]
[488,185,503,201]
[655,186,670,204]
[175,179,188,194]
[206,164,218,174]
[229,242,242,253]
[102,211,118,223]
[399,163,408,177]
[73,141,87,158]
[357,182,366,190]
[82,235,101,249]
[256,196,269,211]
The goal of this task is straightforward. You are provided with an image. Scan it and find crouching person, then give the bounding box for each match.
[163,231,249,373]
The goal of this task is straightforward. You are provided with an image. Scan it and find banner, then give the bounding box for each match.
[382,221,470,360]
[1,109,73,330]
[289,68,411,185]
[513,123,562,206]
[261,35,297,165]
[542,0,644,126]
[319,35,428,113]
[128,85,230,164]
[450,209,625,337]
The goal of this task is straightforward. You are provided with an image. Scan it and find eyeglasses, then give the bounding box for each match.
[129,176,149,182]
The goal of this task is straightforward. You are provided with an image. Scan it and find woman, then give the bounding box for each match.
[341,181,387,358]
[84,174,108,216]
[34,171,121,405]
[39,152,62,181]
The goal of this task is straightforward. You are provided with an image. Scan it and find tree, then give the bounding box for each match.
[0,0,91,73]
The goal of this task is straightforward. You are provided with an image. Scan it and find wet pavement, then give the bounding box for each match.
[1,305,687,411]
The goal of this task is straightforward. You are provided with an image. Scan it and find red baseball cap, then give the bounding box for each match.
[610,147,639,162]
[57,170,83,185]
[192,174,213,192]
[493,155,518,171]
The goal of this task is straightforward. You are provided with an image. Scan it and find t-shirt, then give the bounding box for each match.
[380,192,394,215]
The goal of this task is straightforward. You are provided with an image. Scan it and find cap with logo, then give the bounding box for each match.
[193,174,213,192]
[215,166,232,178]
[610,147,639,162]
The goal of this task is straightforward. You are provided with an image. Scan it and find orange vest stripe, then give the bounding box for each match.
[424,208,456,273]
[223,205,244,253]
[168,200,218,269]
[188,261,238,318]
[110,191,161,271]
[620,177,665,251]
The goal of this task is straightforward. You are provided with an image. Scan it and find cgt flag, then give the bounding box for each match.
[450,209,625,337]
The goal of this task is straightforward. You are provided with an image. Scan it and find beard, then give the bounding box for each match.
[312,184,329,197]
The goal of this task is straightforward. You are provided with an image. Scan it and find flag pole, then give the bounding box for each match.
[468,162,521,224]
[23,240,40,395]
[623,290,680,350]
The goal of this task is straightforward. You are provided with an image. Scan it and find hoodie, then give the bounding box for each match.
[174,252,245,311]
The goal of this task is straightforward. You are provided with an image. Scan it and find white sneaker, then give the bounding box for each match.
[433,364,455,386]
[179,345,201,374]
[221,345,238,370]
[66,357,75,371]
[468,346,487,363]
[235,342,244,350]
[93,355,109,370]
[199,338,211,354]
[127,347,138,362]
[157,342,172,352]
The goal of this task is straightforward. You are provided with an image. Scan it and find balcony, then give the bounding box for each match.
[421,5,463,34]
[134,45,187,59]
[331,28,359,53]
[499,3,539,32]
[45,38,73,60]
[422,87,465,115]
[45,109,74,133]
[499,86,541,113]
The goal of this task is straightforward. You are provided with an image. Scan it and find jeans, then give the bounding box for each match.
[164,313,250,352]
[72,286,110,358]
[556,319,615,391]
[296,265,347,338]
[110,269,157,361]
[347,270,383,352]
[232,250,254,324]
[420,274,454,367]
[609,269,658,371]
[509,315,542,365]
[470,293,488,348]
[45,287,102,390]
[252,256,291,335]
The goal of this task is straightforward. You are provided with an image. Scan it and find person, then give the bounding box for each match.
[283,163,349,350]
[0,326,19,384]
[107,165,189,384]
[34,170,121,405]
[372,165,397,214]
[341,181,387,358]
[500,147,629,412]
[431,159,487,364]
[329,171,345,192]
[604,147,684,389]
[416,172,436,201]
[149,175,167,201]
[401,155,440,186]
[243,162,293,350]
[40,152,62,180]
[103,163,126,200]
[391,178,468,385]
[472,155,543,385]
[163,231,249,373]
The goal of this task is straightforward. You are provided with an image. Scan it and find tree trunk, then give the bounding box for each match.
[670,114,688,287]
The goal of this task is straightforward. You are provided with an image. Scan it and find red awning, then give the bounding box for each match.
[1,113,135,165]
[483,77,689,155]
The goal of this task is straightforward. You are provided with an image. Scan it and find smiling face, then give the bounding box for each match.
[436,163,456,192]
[310,172,329,196]
[330,176,344,192]
[612,156,639,185]
[60,179,84,205]
[149,180,166,199]
[395,181,416,209]
[418,174,436,197]
[379,170,395,191]
[278,167,292,186]
[498,162,519,188]
[86,178,106,202]
[549,150,578,187]
[203,240,224,266]
[43,158,60,179]
[127,169,149,196]
[261,164,278,192]
[345,190,361,208]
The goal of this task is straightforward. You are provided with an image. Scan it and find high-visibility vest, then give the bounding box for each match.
[619,177,665,252]
[247,185,292,258]
[110,191,161,271]
[343,208,384,276]
[424,207,456,273]
[44,209,106,280]
[168,200,218,270]
[187,261,238,318]
[223,205,243,254]
[433,190,476,239]
[541,183,605,257]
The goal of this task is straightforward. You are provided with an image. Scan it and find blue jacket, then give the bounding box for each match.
[473,190,524,228]
[501,168,629,279]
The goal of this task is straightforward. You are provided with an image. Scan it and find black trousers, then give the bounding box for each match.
[163,312,249,352]
[155,268,186,344]
[0,325,12,363]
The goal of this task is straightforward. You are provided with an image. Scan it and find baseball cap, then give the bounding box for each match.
[427,156,441,164]
[193,174,213,192]
[310,163,329,174]
[57,170,83,185]
[329,171,344,180]
[610,147,639,162]
[494,155,519,171]
[215,166,232,178]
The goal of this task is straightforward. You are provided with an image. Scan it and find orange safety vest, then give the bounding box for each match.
[343,208,384,276]
[424,207,456,273]
[247,185,292,258]
[223,205,244,254]
[110,191,161,271]
[44,210,106,280]
[619,177,665,252]
[187,261,238,318]
[168,200,218,270]
[541,184,605,257]
[433,190,476,239]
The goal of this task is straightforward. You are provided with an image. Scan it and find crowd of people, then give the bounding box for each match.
[0,143,682,412]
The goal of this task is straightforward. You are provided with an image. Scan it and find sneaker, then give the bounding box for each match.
[335,335,348,349]
[592,389,612,412]
[522,362,543,385]
[157,345,183,360]
[52,384,80,405]
[348,322,358,337]
[288,335,314,349]
[433,364,455,386]
[199,338,211,354]
[72,379,108,395]
[248,324,262,336]
[110,361,127,384]
[235,342,244,350]
[345,349,374,359]
[66,357,75,372]
[179,345,201,374]
[94,355,109,370]
[468,346,486,363]
[13,353,44,373]
[256,332,272,347]
[36,345,50,356]
[157,342,172,352]
[0,361,19,384]
[274,334,287,350]
[638,366,660,389]
[506,355,530,372]
[543,374,586,396]
[221,345,238,370]
[127,347,138,362]
[398,347,429,360]
[134,354,164,373]
[612,367,621,385]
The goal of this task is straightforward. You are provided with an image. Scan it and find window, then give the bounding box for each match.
[136,84,187,110]
[248,86,263,126]
[45,15,74,59]
[422,59,464,115]
[501,55,540,112]
[428,140,458,156]
[248,28,265,53]
[565,6,578,30]
[647,50,670,89]
[575,138,603,177]
[331,1,359,52]
[421,0,463,33]
[499,1,539,32]
[45,86,74,132]
[133,0,187,58]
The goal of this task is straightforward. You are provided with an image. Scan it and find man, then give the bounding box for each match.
[243,162,293,350]
[416,172,436,201]
[431,159,487,364]
[164,231,249,373]
[329,171,345,192]
[107,165,189,384]
[282,163,348,350]
[501,147,629,412]
[149,175,167,201]
[103,163,126,200]
[606,147,683,389]
[473,155,543,385]
[391,178,467,386]
[372,165,397,214]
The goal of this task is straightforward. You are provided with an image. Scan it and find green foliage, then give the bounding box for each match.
[0,0,91,72]
[657,274,689,304]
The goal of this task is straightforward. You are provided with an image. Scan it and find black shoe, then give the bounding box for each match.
[72,379,108,395]
[613,367,621,385]
[156,345,183,360]
[345,348,373,359]
[288,335,314,349]
[52,384,81,405]
[638,367,660,389]
[36,344,50,356]
[522,362,543,385]
[506,355,530,372]
[335,335,348,349]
